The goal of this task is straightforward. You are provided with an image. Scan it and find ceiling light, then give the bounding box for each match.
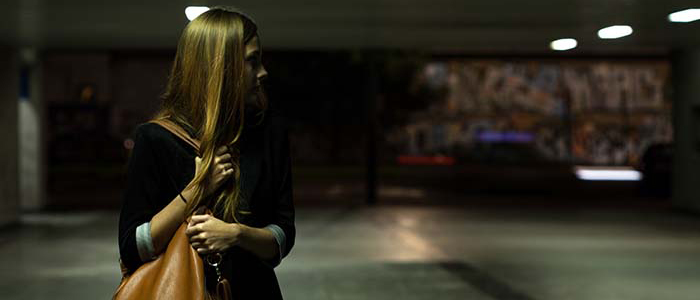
[550,38,578,51]
[597,25,633,39]
[185,6,209,21]
[668,9,700,23]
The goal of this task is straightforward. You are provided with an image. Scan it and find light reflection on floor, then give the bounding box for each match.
[1,204,700,300]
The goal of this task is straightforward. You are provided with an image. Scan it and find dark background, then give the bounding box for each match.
[4,1,700,300]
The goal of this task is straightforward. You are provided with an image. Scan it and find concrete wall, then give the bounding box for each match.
[0,47,19,226]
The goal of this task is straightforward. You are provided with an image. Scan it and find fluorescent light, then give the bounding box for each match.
[185,6,209,21]
[574,166,643,181]
[669,9,700,23]
[550,38,578,51]
[597,25,633,39]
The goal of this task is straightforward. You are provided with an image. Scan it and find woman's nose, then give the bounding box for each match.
[258,66,268,82]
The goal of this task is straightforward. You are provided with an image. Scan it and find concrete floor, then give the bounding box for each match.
[1,203,700,300]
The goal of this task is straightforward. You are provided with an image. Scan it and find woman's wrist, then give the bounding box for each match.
[233,224,277,261]
[181,185,195,202]
[177,185,196,221]
[231,223,246,247]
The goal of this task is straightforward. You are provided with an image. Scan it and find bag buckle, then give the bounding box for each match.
[206,252,224,282]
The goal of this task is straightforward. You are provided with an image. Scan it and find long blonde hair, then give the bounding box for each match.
[153,7,266,223]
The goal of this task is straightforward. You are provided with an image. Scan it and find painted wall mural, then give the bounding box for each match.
[387,59,671,166]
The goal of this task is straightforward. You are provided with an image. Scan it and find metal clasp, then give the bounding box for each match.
[206,252,224,282]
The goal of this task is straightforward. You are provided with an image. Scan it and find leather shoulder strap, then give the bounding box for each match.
[148,118,201,153]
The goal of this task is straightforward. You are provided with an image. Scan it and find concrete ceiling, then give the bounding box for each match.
[2,0,700,54]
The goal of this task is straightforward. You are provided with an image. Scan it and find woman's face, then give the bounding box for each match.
[244,36,267,105]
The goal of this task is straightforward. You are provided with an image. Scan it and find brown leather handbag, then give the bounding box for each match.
[112,118,232,300]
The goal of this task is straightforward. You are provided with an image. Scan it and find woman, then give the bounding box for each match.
[118,6,295,299]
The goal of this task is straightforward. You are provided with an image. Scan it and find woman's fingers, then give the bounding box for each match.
[185,216,210,236]
[195,157,202,170]
[216,145,228,156]
[218,153,232,162]
[195,146,234,194]
[214,153,231,165]
[190,215,210,223]
[192,243,212,254]
[185,223,203,236]
[189,232,207,243]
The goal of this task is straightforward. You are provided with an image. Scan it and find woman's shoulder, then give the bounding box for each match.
[134,122,173,141]
[132,122,186,152]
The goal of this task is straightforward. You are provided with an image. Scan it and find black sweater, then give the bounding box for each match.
[118,109,295,299]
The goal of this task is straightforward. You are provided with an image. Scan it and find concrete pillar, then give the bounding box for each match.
[672,48,700,212]
[0,47,20,227]
[19,47,44,211]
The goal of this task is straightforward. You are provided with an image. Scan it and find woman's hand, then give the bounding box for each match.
[186,214,242,255]
[192,145,234,196]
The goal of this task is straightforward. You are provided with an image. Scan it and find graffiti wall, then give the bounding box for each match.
[387,59,671,166]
